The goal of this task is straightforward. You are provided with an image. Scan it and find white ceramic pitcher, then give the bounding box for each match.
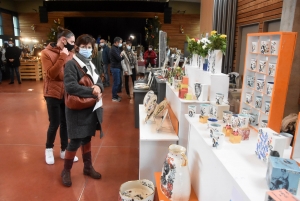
[160,144,191,201]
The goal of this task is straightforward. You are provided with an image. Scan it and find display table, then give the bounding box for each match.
[137,60,145,74]
[154,172,198,201]
[166,82,209,148]
[184,114,296,201]
[139,105,179,185]
[152,76,166,104]
[134,89,148,128]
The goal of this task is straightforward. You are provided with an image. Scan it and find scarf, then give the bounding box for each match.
[76,53,93,75]
[125,49,136,66]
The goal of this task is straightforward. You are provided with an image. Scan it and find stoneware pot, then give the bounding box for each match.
[194,82,202,101]
[231,114,239,130]
[161,144,191,201]
[265,101,271,115]
[200,104,210,117]
[223,110,233,125]
[267,82,274,96]
[188,105,196,118]
[118,179,155,201]
[212,132,225,149]
[241,107,251,115]
[250,58,257,70]
[270,40,278,55]
[255,95,263,109]
[259,60,266,73]
[209,123,222,138]
[238,114,250,129]
[215,93,224,105]
[247,75,254,88]
[207,118,218,129]
[246,92,253,104]
[249,113,258,126]
[261,119,268,128]
[260,41,269,54]
[256,78,265,92]
[268,63,276,76]
[251,42,258,53]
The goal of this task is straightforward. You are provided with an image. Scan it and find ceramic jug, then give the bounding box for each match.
[160,144,191,201]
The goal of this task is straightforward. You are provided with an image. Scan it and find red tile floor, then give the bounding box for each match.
[0,78,152,201]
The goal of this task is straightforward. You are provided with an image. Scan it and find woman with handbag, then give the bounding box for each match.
[41,26,79,165]
[121,40,138,99]
[62,34,104,187]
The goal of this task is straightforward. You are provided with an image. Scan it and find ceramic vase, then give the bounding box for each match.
[119,179,155,201]
[160,144,191,201]
[194,82,202,101]
[191,54,198,67]
[208,50,223,74]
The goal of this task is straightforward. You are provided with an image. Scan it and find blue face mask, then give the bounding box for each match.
[79,48,92,58]
[118,43,122,47]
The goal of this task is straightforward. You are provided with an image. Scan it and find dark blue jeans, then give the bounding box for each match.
[111,68,121,99]
[10,66,21,83]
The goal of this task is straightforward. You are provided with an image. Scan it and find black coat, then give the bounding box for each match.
[5,46,21,68]
[110,45,123,69]
[102,45,111,65]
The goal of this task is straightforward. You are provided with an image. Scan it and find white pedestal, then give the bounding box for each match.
[139,105,179,185]
[184,114,296,201]
[165,83,209,149]
[210,102,230,120]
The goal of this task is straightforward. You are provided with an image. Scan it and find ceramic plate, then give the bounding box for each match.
[143,90,154,108]
[145,95,157,115]
[152,100,168,117]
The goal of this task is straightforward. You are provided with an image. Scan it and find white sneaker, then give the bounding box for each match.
[60,150,79,162]
[45,148,54,165]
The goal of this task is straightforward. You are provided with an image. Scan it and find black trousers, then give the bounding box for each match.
[118,69,123,93]
[145,60,154,69]
[125,68,136,95]
[67,136,91,152]
[45,97,68,150]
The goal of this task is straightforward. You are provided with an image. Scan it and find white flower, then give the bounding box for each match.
[197,40,200,44]
[202,45,207,49]
[200,38,209,44]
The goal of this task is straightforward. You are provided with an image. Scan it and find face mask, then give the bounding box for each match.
[148,48,152,51]
[8,44,13,47]
[64,41,74,51]
[79,48,92,58]
[118,43,123,47]
[100,43,105,47]
[126,45,131,50]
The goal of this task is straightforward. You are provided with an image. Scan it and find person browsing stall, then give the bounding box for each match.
[143,45,156,69]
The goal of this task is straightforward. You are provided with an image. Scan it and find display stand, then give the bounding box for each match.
[134,89,149,128]
[184,114,296,201]
[154,172,198,201]
[19,60,42,81]
[139,105,179,185]
[291,112,300,165]
[240,32,297,132]
[152,76,166,104]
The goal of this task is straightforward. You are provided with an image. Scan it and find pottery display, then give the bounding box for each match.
[259,60,266,73]
[222,111,233,125]
[209,123,222,138]
[268,63,276,76]
[143,90,155,110]
[249,113,258,126]
[207,118,218,129]
[250,58,257,70]
[160,144,191,201]
[241,107,251,114]
[260,41,269,54]
[119,179,155,201]
[270,40,278,55]
[255,95,262,109]
[247,75,254,88]
[212,132,225,149]
[231,114,239,130]
[152,100,168,117]
[251,42,258,53]
[188,105,196,118]
[194,82,202,101]
[267,82,274,96]
[261,119,268,128]
[246,92,253,104]
[209,105,217,118]
[215,93,224,105]
[256,78,265,92]
[200,104,210,117]
[238,114,249,129]
[265,101,271,115]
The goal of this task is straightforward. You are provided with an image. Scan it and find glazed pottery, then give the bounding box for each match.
[255,95,262,109]
[246,92,253,104]
[194,82,202,101]
[250,58,257,70]
[270,40,278,55]
[231,114,239,131]
[212,132,225,149]
[207,118,218,129]
[261,119,268,128]
[174,80,182,92]
[259,60,266,73]
[119,179,155,201]
[222,111,233,125]
[209,123,222,138]
[188,105,196,117]
[247,75,254,88]
[265,101,271,115]
[238,114,249,129]
[260,41,269,54]
[256,79,265,92]
[161,144,191,201]
[143,90,155,110]
[241,107,251,115]
[153,100,168,117]
[279,132,293,149]
[267,82,274,96]
[208,50,222,74]
[268,63,276,76]
[215,93,224,105]
[249,113,258,126]
[251,42,257,53]
[200,104,210,117]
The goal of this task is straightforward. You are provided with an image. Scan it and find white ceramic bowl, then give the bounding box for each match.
[119,179,155,201]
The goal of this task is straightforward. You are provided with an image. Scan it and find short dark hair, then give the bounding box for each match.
[149,45,153,48]
[114,37,122,43]
[75,34,95,53]
[126,40,132,45]
[57,26,74,40]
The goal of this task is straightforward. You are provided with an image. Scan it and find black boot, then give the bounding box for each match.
[61,150,76,187]
[81,142,101,179]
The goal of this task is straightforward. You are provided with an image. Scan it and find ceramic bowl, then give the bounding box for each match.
[119,179,155,201]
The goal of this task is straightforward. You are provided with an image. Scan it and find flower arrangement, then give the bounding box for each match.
[207,30,227,55]
[196,37,210,58]
[186,36,198,54]
[166,66,185,80]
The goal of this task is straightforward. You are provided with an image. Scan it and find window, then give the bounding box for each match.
[13,16,20,36]
[15,39,20,47]
[0,13,3,35]
[0,39,3,47]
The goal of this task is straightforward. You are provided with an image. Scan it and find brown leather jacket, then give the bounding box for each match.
[41,43,73,99]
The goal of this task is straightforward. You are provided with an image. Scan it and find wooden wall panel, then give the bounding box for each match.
[2,13,14,36]
[233,0,283,71]
[19,12,200,50]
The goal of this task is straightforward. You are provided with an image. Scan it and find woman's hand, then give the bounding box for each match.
[92,85,102,101]
[60,47,69,56]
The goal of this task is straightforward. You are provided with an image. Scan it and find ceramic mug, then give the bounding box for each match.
[268,63,276,76]
[265,101,271,115]
[261,119,268,128]
[215,93,224,105]
[223,111,233,124]
[247,75,254,88]
[174,80,182,91]
[255,96,262,108]
[246,92,253,104]
[260,41,269,54]
[249,113,258,126]
[188,105,196,117]
[251,42,257,53]
[207,118,218,129]
[259,61,266,73]
[238,114,249,129]
[212,132,225,149]
[231,114,239,129]
[250,58,257,70]
[270,40,278,55]
[267,82,274,96]
[279,132,293,149]
[256,78,265,92]
[209,123,222,138]
[200,104,210,117]
[209,105,217,118]
[241,108,251,115]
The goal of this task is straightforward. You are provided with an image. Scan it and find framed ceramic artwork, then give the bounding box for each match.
[143,90,155,109]
[152,100,168,117]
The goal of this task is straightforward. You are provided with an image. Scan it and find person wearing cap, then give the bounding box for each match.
[5,39,22,84]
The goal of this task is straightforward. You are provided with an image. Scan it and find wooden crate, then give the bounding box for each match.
[19,61,42,81]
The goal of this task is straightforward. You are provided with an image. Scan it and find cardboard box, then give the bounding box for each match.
[266,157,300,196]
[229,133,241,144]
[209,103,230,120]
[265,189,299,201]
[238,128,250,140]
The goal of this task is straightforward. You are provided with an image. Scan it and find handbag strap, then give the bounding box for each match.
[73,60,87,75]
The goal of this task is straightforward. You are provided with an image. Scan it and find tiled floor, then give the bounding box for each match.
[0,78,142,201]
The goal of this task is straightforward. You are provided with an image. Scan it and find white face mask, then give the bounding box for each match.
[148,48,152,51]
[8,44,13,47]
[100,43,104,47]
[126,45,131,50]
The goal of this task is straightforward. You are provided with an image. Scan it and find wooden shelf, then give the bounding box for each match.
[248,52,278,57]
